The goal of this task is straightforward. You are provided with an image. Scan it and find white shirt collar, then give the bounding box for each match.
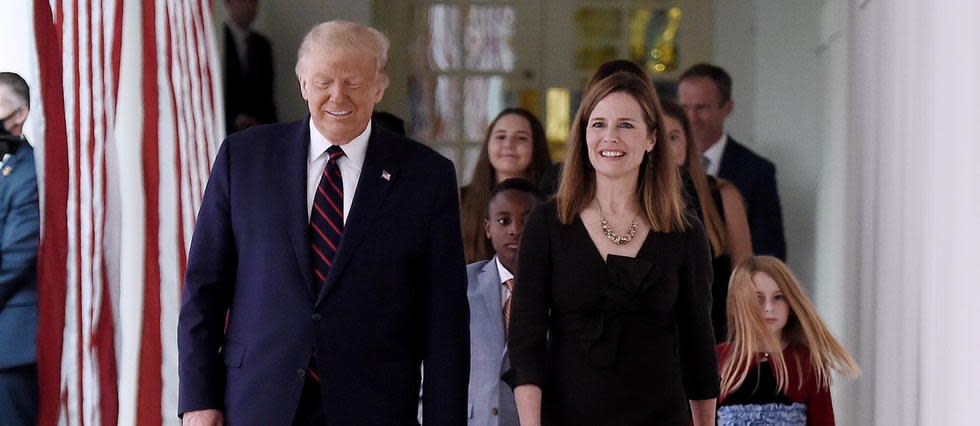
[308,118,371,170]
[493,255,514,285]
[702,133,728,176]
[226,21,251,39]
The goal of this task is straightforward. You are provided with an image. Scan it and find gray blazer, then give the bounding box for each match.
[466,259,519,426]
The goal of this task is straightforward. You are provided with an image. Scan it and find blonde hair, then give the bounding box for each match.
[556,71,688,231]
[295,20,390,88]
[720,256,860,397]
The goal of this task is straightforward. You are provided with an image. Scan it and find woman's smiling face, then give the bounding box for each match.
[585,91,655,180]
[487,113,534,179]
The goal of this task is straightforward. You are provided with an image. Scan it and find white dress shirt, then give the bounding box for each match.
[702,133,728,176]
[493,255,514,309]
[307,119,371,223]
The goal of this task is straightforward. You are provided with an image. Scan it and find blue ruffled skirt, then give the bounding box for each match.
[717,402,807,426]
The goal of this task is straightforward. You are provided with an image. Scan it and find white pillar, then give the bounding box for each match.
[847,1,980,424]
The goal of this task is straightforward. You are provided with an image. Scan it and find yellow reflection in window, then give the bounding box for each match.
[546,88,571,160]
[629,7,682,74]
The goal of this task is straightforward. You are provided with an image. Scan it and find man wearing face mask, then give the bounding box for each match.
[0,72,40,426]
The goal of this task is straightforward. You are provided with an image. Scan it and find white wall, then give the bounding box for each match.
[713,0,756,142]
[213,0,374,124]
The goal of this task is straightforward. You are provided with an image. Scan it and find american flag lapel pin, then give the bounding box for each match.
[381,170,391,181]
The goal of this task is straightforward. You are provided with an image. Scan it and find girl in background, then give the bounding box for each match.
[461,108,552,263]
[716,256,859,425]
[660,99,752,342]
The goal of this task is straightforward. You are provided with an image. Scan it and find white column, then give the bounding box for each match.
[847,1,980,424]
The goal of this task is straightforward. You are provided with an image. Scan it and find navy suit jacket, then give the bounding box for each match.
[718,138,786,260]
[223,24,277,132]
[0,142,40,370]
[178,119,470,425]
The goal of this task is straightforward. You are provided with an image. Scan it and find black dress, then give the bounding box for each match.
[505,200,720,425]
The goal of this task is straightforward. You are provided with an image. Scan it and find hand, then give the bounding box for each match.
[182,409,223,426]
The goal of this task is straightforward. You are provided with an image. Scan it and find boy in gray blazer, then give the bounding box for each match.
[465,178,543,426]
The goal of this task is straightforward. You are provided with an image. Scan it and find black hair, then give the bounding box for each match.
[486,178,545,218]
[490,177,545,202]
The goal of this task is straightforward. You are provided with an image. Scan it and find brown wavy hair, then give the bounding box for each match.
[720,256,860,397]
[555,72,688,231]
[461,108,552,263]
[660,99,727,256]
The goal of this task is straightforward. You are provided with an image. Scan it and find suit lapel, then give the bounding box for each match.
[718,137,740,180]
[275,119,315,298]
[316,125,398,305]
[476,261,508,360]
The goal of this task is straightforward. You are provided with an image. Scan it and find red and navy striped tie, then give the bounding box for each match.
[310,145,345,291]
[308,145,345,382]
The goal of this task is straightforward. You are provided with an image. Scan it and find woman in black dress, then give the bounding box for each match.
[506,71,720,425]
[661,99,752,342]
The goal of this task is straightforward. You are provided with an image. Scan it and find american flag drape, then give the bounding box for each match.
[32,0,223,424]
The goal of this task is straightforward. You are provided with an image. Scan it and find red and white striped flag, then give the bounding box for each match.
[32,0,223,424]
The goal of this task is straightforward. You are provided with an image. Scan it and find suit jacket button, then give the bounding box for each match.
[297,369,306,377]
[490,408,498,415]
[312,313,322,321]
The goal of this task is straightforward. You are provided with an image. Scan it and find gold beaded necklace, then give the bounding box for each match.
[597,201,639,245]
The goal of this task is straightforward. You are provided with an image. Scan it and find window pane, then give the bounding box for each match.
[574,7,622,71]
[463,76,509,142]
[461,144,484,185]
[408,75,461,143]
[464,5,516,72]
[630,7,682,74]
[546,87,571,160]
[426,4,461,71]
[574,8,621,39]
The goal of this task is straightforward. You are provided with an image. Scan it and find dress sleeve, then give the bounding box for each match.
[807,385,836,426]
[503,202,554,389]
[790,347,835,426]
[675,220,721,400]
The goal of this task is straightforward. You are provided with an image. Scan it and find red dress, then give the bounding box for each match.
[716,343,835,426]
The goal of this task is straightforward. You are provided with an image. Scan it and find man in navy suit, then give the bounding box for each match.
[178,21,469,425]
[678,63,787,260]
[223,0,277,133]
[0,72,40,426]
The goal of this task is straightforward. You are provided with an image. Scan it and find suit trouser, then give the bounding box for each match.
[0,364,38,426]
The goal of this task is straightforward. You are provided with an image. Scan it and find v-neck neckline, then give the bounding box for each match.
[573,214,655,265]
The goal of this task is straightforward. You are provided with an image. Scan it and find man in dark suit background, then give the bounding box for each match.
[223,0,277,133]
[0,72,41,426]
[678,63,786,260]
[179,21,469,425]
